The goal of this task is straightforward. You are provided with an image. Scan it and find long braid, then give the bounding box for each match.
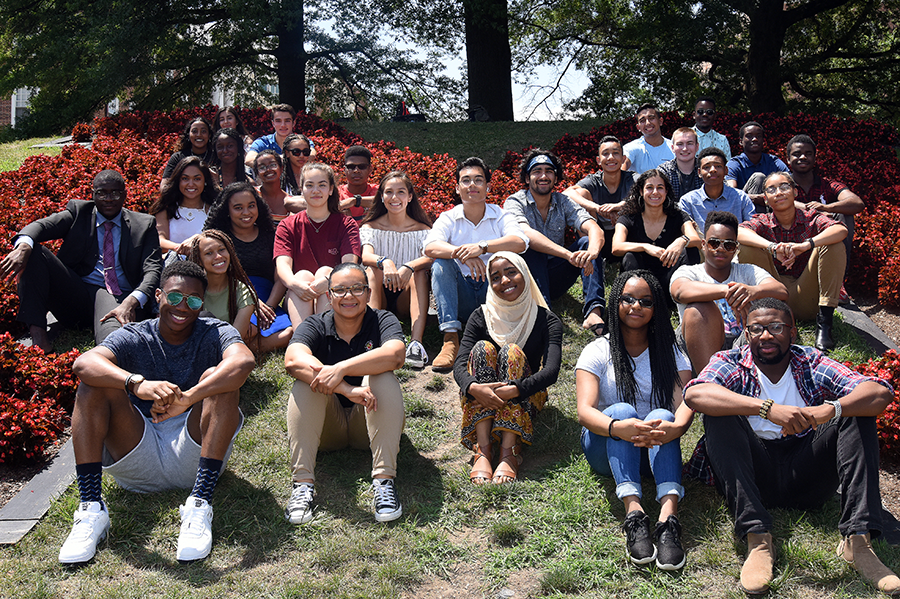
[190,229,261,325]
[607,270,682,410]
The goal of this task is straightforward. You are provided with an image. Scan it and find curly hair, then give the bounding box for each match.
[204,182,275,235]
[362,171,432,227]
[620,169,677,217]
[211,128,249,181]
[189,229,261,325]
[606,269,682,411]
[517,148,564,186]
[178,117,213,154]
[151,156,219,218]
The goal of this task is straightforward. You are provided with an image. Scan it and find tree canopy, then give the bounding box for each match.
[0,0,463,134]
[511,0,900,123]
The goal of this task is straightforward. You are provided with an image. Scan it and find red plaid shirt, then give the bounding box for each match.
[795,175,848,206]
[740,208,842,278]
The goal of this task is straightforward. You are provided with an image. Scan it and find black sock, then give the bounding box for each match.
[75,462,103,506]
[190,457,223,503]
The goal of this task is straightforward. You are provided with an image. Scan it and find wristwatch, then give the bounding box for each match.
[478,240,489,254]
[125,373,145,394]
[354,194,362,208]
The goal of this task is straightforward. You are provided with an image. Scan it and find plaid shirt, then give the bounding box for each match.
[658,158,702,201]
[795,175,849,206]
[683,344,891,486]
[739,208,842,278]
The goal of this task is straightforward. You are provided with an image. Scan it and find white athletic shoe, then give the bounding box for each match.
[285,482,316,524]
[176,496,213,562]
[58,502,110,564]
[405,340,428,369]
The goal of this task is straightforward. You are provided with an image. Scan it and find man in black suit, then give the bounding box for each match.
[0,170,162,351]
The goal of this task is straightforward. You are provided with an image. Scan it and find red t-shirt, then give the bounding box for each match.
[273,211,361,273]
[339,183,379,220]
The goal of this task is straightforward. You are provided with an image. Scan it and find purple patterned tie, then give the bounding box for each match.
[102,221,122,295]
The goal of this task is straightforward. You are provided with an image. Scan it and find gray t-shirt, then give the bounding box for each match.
[575,337,690,419]
[575,170,638,229]
[670,263,774,337]
[101,317,244,417]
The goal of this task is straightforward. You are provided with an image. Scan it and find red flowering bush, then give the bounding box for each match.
[850,350,900,460]
[0,333,79,464]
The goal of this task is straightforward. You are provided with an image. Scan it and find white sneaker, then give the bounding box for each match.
[372,479,403,522]
[405,340,428,369]
[176,496,213,562]
[58,502,110,564]
[285,482,316,524]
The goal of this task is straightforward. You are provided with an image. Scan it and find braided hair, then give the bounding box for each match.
[189,229,261,326]
[606,269,682,410]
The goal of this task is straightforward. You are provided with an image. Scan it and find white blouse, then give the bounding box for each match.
[168,205,208,245]
[359,227,429,267]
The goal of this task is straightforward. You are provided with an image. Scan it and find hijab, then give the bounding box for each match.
[483,251,547,348]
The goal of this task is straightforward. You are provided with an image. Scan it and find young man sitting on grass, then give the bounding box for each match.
[60,261,255,564]
[670,210,787,373]
[685,298,900,596]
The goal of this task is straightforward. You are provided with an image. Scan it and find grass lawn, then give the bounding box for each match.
[0,137,63,173]
[342,120,608,169]
[1,138,898,598]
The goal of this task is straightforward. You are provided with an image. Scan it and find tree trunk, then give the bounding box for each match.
[464,0,514,121]
[276,0,308,113]
[745,0,788,113]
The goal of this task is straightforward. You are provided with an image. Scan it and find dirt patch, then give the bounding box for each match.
[855,296,900,348]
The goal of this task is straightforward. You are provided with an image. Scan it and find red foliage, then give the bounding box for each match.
[849,350,900,460]
[0,333,79,464]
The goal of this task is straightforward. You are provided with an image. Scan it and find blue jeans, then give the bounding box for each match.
[431,258,488,333]
[523,236,605,319]
[581,402,684,502]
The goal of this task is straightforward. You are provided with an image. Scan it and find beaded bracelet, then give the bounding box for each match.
[759,399,774,420]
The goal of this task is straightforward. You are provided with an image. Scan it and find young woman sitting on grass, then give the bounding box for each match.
[281,133,315,197]
[454,251,562,485]
[204,182,293,352]
[254,150,291,222]
[214,106,254,149]
[274,162,361,327]
[151,156,219,261]
[212,128,251,188]
[160,116,216,189]
[576,269,693,571]
[360,171,433,368]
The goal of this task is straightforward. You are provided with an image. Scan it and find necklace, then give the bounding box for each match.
[181,205,207,221]
[309,215,328,234]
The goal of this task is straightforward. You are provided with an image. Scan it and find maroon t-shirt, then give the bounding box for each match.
[273,211,361,273]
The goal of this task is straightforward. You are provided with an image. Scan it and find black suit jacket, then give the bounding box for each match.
[18,200,162,298]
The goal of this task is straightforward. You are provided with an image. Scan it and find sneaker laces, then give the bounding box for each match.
[657,517,683,547]
[181,502,210,537]
[288,484,314,512]
[373,480,397,510]
[623,513,649,543]
[69,506,104,542]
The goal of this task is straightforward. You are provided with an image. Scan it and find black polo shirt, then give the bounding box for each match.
[290,307,404,406]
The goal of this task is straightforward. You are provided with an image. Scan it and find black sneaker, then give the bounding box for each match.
[654,515,686,570]
[623,510,656,565]
[372,478,403,522]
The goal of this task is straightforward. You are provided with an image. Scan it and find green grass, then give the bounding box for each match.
[0,136,63,172]
[342,120,608,169]
[1,136,898,597]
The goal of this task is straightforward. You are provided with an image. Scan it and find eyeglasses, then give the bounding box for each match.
[764,182,793,195]
[344,163,369,171]
[94,190,124,201]
[705,238,739,252]
[329,284,369,297]
[746,322,789,337]
[288,148,312,157]
[619,295,654,308]
[695,108,715,116]
[459,177,487,187]
[256,162,280,172]
[165,291,203,310]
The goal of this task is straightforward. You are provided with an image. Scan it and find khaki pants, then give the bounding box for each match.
[739,242,846,321]
[287,372,405,481]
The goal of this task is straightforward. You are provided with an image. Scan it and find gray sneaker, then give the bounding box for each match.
[405,340,428,369]
[285,482,315,524]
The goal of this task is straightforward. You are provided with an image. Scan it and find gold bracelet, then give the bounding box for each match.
[759,399,774,420]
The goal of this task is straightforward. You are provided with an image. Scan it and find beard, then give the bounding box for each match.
[754,345,788,365]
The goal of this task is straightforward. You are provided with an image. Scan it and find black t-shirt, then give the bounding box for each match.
[161,148,217,179]
[617,209,692,248]
[229,229,276,281]
[576,170,638,229]
[290,307,404,407]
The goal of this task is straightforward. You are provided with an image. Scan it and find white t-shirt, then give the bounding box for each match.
[670,263,774,338]
[749,364,807,440]
[575,337,691,419]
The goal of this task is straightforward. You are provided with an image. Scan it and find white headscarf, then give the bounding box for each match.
[483,251,548,348]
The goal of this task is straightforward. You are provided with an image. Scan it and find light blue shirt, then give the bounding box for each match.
[623,136,674,174]
[679,185,756,234]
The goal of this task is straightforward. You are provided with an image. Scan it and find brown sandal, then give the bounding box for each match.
[470,444,493,485]
[492,443,522,484]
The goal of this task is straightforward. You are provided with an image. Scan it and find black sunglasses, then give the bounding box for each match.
[288,148,312,157]
[344,163,369,171]
[695,108,715,116]
[619,295,654,308]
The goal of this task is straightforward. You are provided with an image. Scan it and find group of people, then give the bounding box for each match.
[0,98,894,596]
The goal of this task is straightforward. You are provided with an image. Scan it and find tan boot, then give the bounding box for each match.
[839,532,900,595]
[740,532,774,595]
[431,332,459,372]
